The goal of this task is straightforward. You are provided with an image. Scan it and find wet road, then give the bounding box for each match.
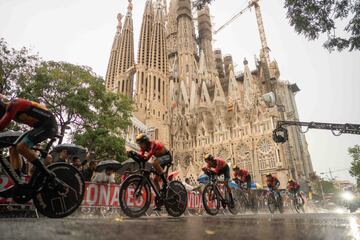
[1,214,359,240]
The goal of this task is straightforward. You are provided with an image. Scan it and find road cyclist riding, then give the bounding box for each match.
[266,173,283,213]
[201,154,240,215]
[119,133,187,218]
[0,95,85,218]
[232,165,258,213]
[287,179,305,213]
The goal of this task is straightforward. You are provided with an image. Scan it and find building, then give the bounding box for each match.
[105,0,314,188]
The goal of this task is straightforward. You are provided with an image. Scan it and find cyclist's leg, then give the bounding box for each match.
[220,165,233,202]
[246,175,252,194]
[156,154,172,186]
[16,119,57,177]
[9,146,22,175]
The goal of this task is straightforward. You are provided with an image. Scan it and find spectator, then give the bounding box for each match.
[57,149,68,163]
[183,178,194,191]
[82,160,96,182]
[71,156,82,171]
[92,167,115,184]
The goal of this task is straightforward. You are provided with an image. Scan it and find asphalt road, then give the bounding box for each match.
[0,213,359,240]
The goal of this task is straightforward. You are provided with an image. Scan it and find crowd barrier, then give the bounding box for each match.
[1,175,307,216]
[0,176,205,209]
[82,182,205,209]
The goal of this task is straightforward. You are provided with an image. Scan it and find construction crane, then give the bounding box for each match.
[213,0,270,64]
[273,121,360,143]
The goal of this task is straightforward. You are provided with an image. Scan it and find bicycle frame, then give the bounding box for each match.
[132,169,163,200]
[0,134,58,194]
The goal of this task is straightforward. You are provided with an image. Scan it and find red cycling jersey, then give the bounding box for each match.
[233,168,250,182]
[287,181,300,191]
[139,140,167,161]
[0,98,52,131]
[267,176,280,189]
[204,158,226,174]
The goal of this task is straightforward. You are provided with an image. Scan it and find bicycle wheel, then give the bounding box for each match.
[295,194,305,213]
[250,191,258,213]
[237,191,247,213]
[33,163,85,218]
[267,193,276,213]
[164,180,187,217]
[227,189,239,215]
[202,184,220,216]
[119,175,151,218]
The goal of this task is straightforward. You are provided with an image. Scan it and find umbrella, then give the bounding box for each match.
[52,144,87,156]
[167,170,179,181]
[117,158,152,174]
[95,160,122,172]
[0,131,23,148]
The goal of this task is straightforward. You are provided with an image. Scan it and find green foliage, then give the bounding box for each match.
[0,38,39,94]
[313,179,338,195]
[73,91,133,162]
[349,145,360,185]
[284,0,360,51]
[1,39,133,162]
[16,60,132,161]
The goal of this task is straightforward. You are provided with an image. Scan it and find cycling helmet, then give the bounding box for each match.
[204,154,214,162]
[288,179,294,183]
[265,173,272,178]
[135,133,150,145]
[232,165,240,171]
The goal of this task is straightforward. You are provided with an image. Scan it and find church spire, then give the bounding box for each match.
[135,0,154,121]
[115,0,135,98]
[105,13,123,91]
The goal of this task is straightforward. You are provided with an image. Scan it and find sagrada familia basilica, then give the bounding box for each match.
[105,0,314,188]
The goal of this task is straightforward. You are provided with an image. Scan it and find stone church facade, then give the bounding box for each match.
[105,0,313,188]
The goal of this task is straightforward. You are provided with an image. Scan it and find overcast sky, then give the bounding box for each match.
[1,0,359,182]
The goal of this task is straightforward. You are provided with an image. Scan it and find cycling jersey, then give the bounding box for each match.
[233,169,250,181]
[233,168,251,189]
[287,181,300,192]
[267,176,280,190]
[204,158,226,174]
[139,140,168,160]
[0,98,53,130]
[0,98,57,148]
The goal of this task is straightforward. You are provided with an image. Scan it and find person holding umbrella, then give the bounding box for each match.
[134,133,172,211]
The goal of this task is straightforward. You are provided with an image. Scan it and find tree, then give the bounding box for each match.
[284,0,360,51]
[349,145,360,185]
[16,61,133,162]
[73,90,133,162]
[0,38,39,94]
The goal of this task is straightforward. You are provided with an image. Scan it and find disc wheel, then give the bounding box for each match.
[202,184,220,216]
[119,175,151,218]
[164,180,188,217]
[33,163,85,218]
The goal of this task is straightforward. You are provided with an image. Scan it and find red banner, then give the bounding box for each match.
[0,177,206,209]
[82,182,204,209]
[0,175,31,204]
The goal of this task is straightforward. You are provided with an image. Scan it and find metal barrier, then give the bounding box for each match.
[0,179,308,217]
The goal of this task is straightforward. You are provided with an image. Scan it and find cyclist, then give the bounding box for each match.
[266,173,282,202]
[287,179,300,195]
[202,154,234,207]
[0,95,58,180]
[135,133,172,210]
[232,165,252,192]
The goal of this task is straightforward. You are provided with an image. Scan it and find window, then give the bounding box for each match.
[155,129,159,140]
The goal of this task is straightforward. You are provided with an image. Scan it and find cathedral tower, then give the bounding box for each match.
[115,0,135,98]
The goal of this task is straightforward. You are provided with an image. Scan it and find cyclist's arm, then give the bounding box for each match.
[0,101,18,131]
